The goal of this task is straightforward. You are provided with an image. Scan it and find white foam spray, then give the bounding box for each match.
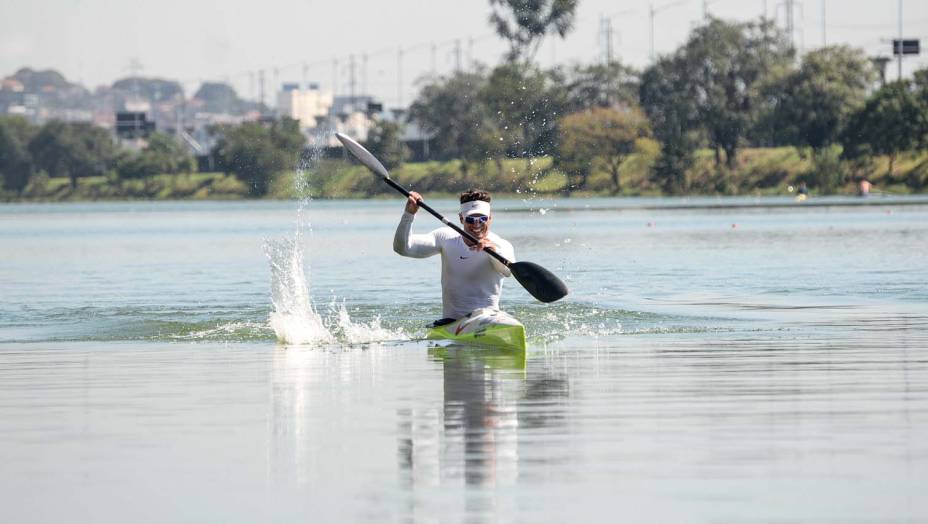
[324,299,408,344]
[265,234,333,345]
[264,146,409,346]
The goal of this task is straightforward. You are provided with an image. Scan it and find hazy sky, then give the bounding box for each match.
[2,0,927,107]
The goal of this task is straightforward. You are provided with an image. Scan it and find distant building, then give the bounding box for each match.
[331,95,377,117]
[1,78,24,92]
[116,111,155,139]
[276,83,333,129]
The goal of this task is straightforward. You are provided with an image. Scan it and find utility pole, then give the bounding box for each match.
[362,54,368,97]
[600,16,614,65]
[650,4,655,62]
[898,0,903,80]
[454,39,462,73]
[468,37,474,70]
[348,54,357,110]
[258,69,265,111]
[777,0,796,50]
[821,0,826,47]
[273,68,279,106]
[397,47,404,108]
[599,16,605,64]
[430,43,437,76]
[331,58,338,98]
[127,58,143,100]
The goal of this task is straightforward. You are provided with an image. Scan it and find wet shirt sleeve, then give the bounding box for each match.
[393,212,440,258]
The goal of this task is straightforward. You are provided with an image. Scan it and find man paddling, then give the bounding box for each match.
[394,189,515,326]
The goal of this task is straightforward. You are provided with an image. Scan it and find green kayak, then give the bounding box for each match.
[426,308,526,352]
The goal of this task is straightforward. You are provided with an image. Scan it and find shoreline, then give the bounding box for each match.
[4,194,928,212]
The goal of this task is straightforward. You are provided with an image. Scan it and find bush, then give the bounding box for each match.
[806,146,846,193]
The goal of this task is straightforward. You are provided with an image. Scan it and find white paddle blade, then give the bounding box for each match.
[335,133,390,179]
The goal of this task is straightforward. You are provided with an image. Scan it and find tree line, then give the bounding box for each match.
[385,15,928,195]
[3,6,928,199]
[0,116,306,198]
[0,118,197,194]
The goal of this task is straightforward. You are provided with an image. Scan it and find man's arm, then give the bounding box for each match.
[393,191,440,258]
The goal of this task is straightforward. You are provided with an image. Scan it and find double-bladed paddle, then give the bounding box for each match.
[335,132,569,303]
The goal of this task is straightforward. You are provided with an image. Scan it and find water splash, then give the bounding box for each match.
[263,146,409,346]
[263,147,332,345]
[324,299,409,344]
[174,320,271,341]
[265,235,333,345]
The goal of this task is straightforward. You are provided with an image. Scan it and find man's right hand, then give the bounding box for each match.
[405,192,422,214]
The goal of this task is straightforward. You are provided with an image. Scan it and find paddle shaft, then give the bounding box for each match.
[380,177,512,268]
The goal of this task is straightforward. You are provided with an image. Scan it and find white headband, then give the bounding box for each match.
[460,200,491,217]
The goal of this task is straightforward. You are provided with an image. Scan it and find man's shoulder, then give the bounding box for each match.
[432,226,460,241]
[488,231,512,246]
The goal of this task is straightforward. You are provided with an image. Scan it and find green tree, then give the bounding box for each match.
[564,61,639,112]
[479,63,567,158]
[146,133,196,173]
[28,121,117,189]
[841,80,925,177]
[764,46,875,151]
[913,67,928,147]
[640,54,701,193]
[488,0,578,63]
[408,70,502,167]
[684,18,793,169]
[212,118,305,196]
[118,132,196,178]
[363,120,411,170]
[806,145,847,194]
[0,116,36,194]
[557,107,652,194]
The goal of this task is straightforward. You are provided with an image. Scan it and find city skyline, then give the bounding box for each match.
[2,0,927,108]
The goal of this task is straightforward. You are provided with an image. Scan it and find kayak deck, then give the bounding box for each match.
[426,308,526,352]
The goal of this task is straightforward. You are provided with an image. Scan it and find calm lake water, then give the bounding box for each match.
[2,196,927,522]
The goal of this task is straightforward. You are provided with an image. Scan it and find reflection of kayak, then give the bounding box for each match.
[427,343,527,370]
[427,308,526,352]
[795,193,808,202]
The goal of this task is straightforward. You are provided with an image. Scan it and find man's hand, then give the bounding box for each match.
[405,191,421,214]
[469,238,497,252]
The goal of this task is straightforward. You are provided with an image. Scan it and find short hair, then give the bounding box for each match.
[459,189,491,204]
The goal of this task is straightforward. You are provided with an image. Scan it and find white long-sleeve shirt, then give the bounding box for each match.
[393,211,515,319]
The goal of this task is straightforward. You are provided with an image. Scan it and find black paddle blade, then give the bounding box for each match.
[335,132,390,179]
[510,261,569,303]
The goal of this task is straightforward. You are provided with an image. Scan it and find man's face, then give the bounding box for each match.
[461,213,491,240]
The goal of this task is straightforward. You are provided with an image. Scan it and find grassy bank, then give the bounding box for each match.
[4,147,927,202]
[4,172,250,201]
[275,146,928,199]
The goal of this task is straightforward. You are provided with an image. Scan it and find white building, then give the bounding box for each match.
[276,83,333,130]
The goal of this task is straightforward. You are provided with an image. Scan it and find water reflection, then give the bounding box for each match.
[267,343,393,489]
[398,345,569,492]
[268,345,311,486]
